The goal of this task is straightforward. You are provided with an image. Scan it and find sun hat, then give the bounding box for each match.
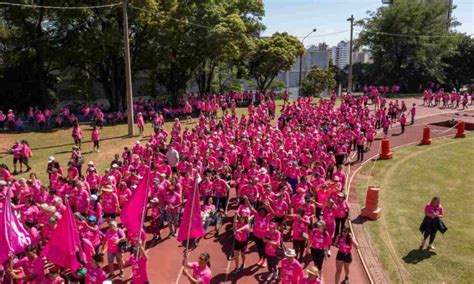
[306,266,320,276]
[102,185,114,192]
[285,248,297,258]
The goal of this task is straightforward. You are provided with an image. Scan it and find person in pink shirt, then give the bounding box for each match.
[101,185,120,221]
[419,196,445,250]
[91,126,101,153]
[232,215,250,273]
[287,207,311,261]
[45,266,64,284]
[264,222,281,281]
[130,243,149,284]
[164,185,182,237]
[280,248,304,284]
[11,140,24,174]
[72,122,83,148]
[307,220,331,272]
[335,227,359,284]
[399,113,407,134]
[335,192,349,241]
[102,221,126,278]
[85,254,107,284]
[322,199,337,240]
[9,245,46,283]
[136,112,145,136]
[182,252,212,284]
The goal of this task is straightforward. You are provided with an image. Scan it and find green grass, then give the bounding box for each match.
[356,135,474,284]
[0,100,286,181]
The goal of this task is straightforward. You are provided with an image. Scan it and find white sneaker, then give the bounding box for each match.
[428,245,435,250]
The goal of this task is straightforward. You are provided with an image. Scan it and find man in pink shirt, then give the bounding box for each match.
[280,248,304,284]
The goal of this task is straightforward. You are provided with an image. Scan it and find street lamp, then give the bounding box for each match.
[347,15,354,94]
[298,28,317,97]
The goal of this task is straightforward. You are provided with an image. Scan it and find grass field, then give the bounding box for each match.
[356,135,474,284]
[0,100,286,181]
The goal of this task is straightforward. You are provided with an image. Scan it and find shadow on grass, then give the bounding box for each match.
[402,249,436,264]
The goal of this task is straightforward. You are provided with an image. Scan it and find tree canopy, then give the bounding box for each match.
[301,66,336,97]
[358,0,462,92]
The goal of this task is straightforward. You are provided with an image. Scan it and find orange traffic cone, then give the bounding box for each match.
[421,126,431,145]
[361,186,382,220]
[379,138,393,159]
[455,121,465,138]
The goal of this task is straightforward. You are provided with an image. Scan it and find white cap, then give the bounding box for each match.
[48,156,55,163]
[88,161,94,166]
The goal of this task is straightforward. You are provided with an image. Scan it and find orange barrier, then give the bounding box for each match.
[379,138,393,160]
[361,186,382,220]
[455,121,465,138]
[421,126,431,145]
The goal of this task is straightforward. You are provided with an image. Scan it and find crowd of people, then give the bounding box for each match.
[0,88,430,284]
[0,91,272,132]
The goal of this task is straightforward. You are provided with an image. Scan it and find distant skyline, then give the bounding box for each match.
[262,0,474,47]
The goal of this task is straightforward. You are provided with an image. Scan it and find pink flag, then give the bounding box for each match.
[177,175,205,242]
[42,200,84,272]
[0,189,31,265]
[121,169,150,235]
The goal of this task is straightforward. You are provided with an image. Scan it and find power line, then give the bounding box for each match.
[0,1,121,10]
[299,30,350,39]
[355,29,471,38]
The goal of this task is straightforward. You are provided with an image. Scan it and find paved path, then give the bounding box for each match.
[114,99,469,284]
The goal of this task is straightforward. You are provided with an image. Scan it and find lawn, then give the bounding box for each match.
[356,135,474,284]
[0,100,287,182]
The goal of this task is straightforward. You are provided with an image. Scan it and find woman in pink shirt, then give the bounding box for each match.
[263,222,282,281]
[287,207,311,261]
[72,122,83,148]
[182,252,212,284]
[280,248,304,284]
[246,197,274,267]
[307,220,331,272]
[91,126,101,153]
[136,112,145,136]
[335,227,359,284]
[86,254,107,284]
[102,221,126,278]
[419,196,445,250]
[335,192,349,242]
[232,215,250,273]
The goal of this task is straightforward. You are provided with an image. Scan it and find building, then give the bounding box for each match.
[335,41,350,70]
[276,44,330,97]
[353,49,373,64]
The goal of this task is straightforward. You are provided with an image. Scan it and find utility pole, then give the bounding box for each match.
[298,28,317,97]
[123,0,134,136]
[347,14,354,94]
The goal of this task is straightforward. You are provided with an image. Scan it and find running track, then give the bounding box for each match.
[113,98,468,284]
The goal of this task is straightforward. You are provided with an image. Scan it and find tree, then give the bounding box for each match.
[442,35,474,88]
[144,0,264,105]
[301,66,336,97]
[0,0,62,111]
[248,32,304,92]
[358,0,460,92]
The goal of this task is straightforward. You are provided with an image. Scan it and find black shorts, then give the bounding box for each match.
[234,240,248,252]
[336,251,352,263]
[13,158,21,163]
[273,216,284,225]
[103,212,117,219]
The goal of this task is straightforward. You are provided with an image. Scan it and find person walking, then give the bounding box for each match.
[335,227,359,284]
[419,196,446,250]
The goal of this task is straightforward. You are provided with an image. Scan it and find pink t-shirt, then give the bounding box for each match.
[234,222,250,242]
[338,236,353,254]
[131,256,149,283]
[190,262,212,284]
[301,276,323,284]
[253,213,272,239]
[309,229,331,250]
[264,230,281,257]
[280,258,304,284]
[292,216,310,241]
[85,265,107,284]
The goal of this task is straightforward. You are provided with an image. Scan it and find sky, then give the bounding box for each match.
[262,0,474,47]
